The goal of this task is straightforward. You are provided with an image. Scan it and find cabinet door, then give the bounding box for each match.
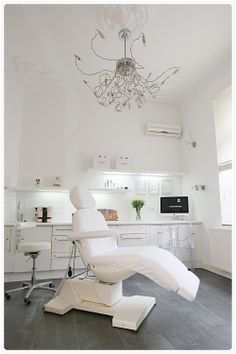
[4,227,15,273]
[13,226,52,272]
[118,225,147,247]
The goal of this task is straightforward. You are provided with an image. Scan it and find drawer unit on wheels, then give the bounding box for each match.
[117,224,148,247]
[51,225,84,270]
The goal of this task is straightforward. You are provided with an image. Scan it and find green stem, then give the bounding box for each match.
[136,208,141,220]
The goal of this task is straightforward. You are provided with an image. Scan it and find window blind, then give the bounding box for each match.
[213,87,232,167]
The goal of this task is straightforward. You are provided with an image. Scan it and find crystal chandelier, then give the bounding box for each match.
[74,28,180,112]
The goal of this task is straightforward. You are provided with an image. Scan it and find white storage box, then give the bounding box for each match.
[93,154,111,169]
[116,155,130,170]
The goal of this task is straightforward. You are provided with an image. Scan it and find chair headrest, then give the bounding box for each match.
[70,185,96,210]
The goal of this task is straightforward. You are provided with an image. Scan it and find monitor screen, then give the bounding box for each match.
[160,196,189,214]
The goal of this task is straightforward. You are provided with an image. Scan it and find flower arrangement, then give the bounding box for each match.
[131,199,145,220]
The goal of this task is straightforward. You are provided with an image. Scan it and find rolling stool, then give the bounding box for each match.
[5,223,56,304]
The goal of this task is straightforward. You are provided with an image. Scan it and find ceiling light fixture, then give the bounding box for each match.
[74,28,180,112]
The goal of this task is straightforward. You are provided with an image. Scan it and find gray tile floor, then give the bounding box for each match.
[4,269,232,350]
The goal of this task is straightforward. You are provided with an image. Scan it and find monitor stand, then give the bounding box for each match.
[171,214,184,221]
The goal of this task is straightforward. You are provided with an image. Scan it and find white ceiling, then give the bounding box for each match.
[4,4,232,102]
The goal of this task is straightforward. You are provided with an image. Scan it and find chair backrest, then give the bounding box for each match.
[70,186,118,263]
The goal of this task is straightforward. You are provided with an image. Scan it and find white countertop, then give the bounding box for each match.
[5,220,201,227]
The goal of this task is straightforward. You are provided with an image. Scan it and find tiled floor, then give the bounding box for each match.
[4,269,232,350]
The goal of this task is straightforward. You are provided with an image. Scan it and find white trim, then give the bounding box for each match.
[200,263,232,279]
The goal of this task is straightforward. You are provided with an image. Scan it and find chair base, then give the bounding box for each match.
[5,251,56,303]
[5,280,56,303]
[44,277,156,331]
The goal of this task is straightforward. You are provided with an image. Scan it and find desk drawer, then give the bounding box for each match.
[51,252,84,270]
[118,225,147,235]
[52,225,73,236]
[118,234,147,247]
[52,236,71,253]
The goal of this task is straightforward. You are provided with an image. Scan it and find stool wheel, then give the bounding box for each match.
[24,298,31,305]
[5,293,11,300]
[49,283,55,288]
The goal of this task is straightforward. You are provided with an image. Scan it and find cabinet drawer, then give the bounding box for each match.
[52,225,73,236]
[51,252,84,270]
[118,234,147,247]
[118,225,147,234]
[52,236,71,253]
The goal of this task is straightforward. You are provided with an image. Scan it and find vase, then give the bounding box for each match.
[136,209,141,220]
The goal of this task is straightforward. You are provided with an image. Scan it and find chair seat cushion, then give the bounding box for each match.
[18,242,51,252]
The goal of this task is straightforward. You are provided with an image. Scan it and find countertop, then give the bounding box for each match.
[5,220,202,227]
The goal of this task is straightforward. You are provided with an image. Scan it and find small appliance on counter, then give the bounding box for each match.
[35,207,52,223]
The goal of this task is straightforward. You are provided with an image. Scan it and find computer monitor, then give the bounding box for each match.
[160,196,189,215]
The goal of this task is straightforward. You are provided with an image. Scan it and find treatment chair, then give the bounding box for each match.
[44,186,200,330]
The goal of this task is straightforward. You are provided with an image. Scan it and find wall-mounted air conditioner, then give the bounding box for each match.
[145,122,182,138]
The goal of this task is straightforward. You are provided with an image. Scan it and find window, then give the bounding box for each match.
[213,87,232,225]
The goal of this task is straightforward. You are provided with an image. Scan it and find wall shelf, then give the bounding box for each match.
[90,188,130,194]
[5,187,70,193]
[87,168,186,177]
[5,187,130,194]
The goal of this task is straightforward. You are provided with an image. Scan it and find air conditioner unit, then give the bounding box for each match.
[146,122,182,138]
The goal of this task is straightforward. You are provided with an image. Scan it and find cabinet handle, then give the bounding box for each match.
[54,237,68,241]
[120,236,144,240]
[119,232,146,235]
[54,255,80,259]
[55,228,72,232]
[7,229,12,252]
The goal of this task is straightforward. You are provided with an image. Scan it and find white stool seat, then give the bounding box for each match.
[18,242,51,252]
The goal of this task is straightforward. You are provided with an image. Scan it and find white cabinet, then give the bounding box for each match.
[118,225,148,247]
[4,227,15,273]
[51,225,84,270]
[13,226,52,272]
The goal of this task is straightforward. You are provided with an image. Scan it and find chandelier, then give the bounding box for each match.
[74,28,180,112]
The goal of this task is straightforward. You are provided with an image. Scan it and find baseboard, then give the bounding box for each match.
[199,263,232,279]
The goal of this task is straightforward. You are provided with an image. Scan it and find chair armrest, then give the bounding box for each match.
[68,229,119,240]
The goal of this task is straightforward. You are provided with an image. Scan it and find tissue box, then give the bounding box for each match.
[116,155,130,170]
[93,154,111,169]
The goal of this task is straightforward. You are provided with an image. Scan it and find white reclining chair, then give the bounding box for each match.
[44,186,200,330]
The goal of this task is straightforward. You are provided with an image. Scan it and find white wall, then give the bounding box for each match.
[5,78,182,222]
[178,56,231,266]
[18,85,66,188]
[14,85,181,188]
[4,76,24,188]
